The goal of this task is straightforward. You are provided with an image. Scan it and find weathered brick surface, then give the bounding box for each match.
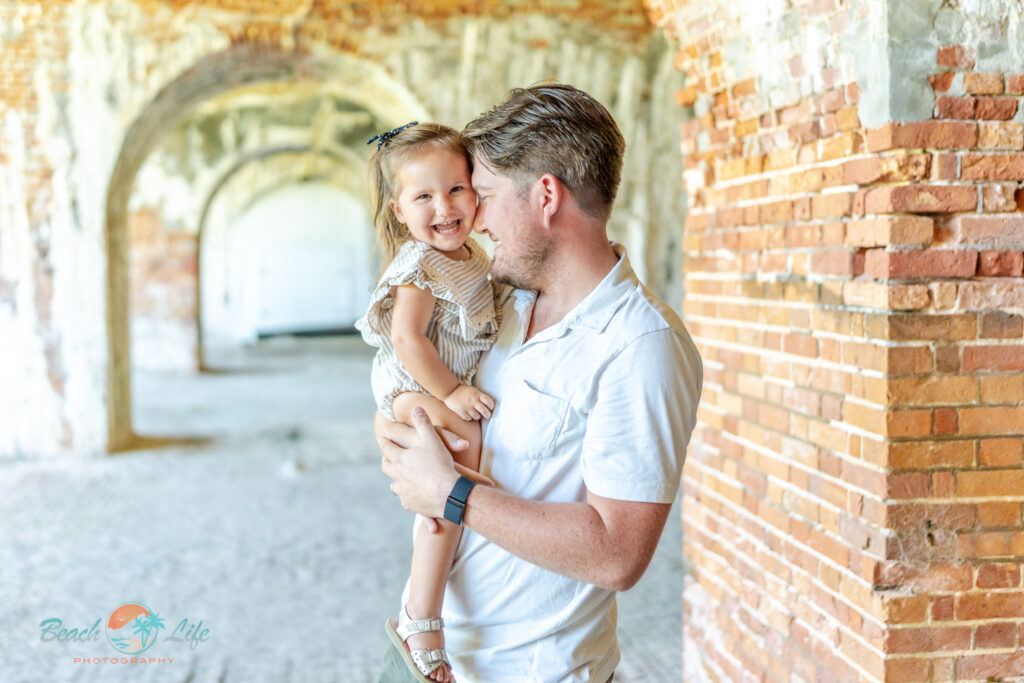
[657,1,1024,680]
[962,153,1024,180]
[937,45,975,69]
[864,249,977,280]
[964,72,1004,95]
[977,250,1024,276]
[978,121,1024,149]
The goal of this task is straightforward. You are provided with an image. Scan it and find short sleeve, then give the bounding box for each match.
[581,328,703,504]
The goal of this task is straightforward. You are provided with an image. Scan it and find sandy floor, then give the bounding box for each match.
[0,336,681,682]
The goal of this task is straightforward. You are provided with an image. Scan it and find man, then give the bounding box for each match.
[378,84,703,683]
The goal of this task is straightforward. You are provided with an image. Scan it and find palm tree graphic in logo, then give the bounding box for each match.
[106,603,165,654]
[132,612,166,650]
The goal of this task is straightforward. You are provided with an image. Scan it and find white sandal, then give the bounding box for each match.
[384,606,452,681]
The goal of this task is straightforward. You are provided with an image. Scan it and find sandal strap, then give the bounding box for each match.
[396,606,445,641]
[410,647,450,676]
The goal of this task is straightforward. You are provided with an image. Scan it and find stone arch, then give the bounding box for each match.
[105,42,429,451]
[193,144,366,369]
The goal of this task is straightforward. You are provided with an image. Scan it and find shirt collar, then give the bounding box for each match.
[511,242,637,338]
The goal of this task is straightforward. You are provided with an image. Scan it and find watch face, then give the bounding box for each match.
[444,476,475,525]
[443,499,465,525]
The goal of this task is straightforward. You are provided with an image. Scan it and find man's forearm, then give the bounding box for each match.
[378,409,669,591]
[461,484,665,592]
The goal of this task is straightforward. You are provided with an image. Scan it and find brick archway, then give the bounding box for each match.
[104,43,429,451]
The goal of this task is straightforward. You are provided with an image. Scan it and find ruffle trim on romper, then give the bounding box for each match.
[357,240,497,345]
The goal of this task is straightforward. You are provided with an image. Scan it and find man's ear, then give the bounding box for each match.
[389,198,405,225]
[535,174,564,227]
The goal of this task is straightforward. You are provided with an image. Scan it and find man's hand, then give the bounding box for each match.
[443,384,496,421]
[375,409,494,533]
[379,407,487,517]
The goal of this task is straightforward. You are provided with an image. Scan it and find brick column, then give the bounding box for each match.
[646,0,1024,680]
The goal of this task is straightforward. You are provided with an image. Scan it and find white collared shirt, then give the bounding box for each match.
[405,245,703,682]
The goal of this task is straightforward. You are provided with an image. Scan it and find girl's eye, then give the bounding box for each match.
[450,186,463,193]
[417,194,430,200]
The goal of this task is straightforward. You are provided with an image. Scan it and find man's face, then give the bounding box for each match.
[471,159,552,290]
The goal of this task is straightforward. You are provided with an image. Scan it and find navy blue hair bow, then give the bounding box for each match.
[367,121,419,150]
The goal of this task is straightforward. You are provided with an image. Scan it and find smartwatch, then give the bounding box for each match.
[443,476,476,526]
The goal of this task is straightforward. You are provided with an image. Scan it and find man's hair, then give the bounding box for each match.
[462,84,625,220]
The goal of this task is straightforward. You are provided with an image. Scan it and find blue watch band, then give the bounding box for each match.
[443,476,476,526]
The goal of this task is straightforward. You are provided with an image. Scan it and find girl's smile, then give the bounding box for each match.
[390,148,477,259]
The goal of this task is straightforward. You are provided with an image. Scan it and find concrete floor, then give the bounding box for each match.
[0,336,681,682]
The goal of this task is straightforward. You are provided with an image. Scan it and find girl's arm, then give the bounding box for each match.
[391,284,496,421]
[391,284,461,400]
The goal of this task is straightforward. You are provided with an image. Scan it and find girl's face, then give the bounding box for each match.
[389,148,477,256]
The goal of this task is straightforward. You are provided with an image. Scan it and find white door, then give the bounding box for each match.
[204,182,374,344]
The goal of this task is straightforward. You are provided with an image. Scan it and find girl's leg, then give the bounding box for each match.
[391,391,481,683]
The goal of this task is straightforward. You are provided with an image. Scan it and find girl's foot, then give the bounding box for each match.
[398,605,453,682]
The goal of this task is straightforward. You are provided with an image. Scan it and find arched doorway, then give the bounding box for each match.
[105,43,429,451]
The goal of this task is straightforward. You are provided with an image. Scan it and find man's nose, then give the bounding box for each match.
[472,211,486,234]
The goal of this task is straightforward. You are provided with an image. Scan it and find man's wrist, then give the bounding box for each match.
[443,475,476,525]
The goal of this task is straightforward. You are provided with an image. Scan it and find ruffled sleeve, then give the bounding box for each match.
[355,240,497,348]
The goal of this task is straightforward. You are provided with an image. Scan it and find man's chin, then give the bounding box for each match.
[492,267,532,291]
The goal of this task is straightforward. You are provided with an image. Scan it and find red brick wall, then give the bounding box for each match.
[647,0,1024,680]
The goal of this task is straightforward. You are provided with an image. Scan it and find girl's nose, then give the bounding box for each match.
[435,195,453,215]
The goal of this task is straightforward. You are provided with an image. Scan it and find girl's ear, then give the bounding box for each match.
[389,198,405,225]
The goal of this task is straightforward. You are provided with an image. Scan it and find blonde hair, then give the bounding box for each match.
[368,122,471,274]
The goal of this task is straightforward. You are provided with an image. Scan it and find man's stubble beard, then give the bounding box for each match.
[491,237,553,291]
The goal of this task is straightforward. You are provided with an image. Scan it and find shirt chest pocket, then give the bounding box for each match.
[488,378,569,460]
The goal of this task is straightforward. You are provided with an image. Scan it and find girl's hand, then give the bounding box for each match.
[443,384,496,421]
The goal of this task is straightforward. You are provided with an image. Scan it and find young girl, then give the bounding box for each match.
[355,122,497,683]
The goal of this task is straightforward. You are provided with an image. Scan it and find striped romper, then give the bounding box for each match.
[355,238,499,420]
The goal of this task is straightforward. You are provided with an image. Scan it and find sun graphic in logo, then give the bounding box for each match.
[105,602,165,654]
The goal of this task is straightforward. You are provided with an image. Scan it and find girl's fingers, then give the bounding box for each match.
[455,464,495,486]
[481,394,496,410]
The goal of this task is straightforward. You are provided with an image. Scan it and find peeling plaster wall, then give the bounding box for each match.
[848,0,1024,126]
[673,0,864,142]
[1,0,678,458]
[889,0,1024,123]
[670,0,1024,132]
[1,1,237,457]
